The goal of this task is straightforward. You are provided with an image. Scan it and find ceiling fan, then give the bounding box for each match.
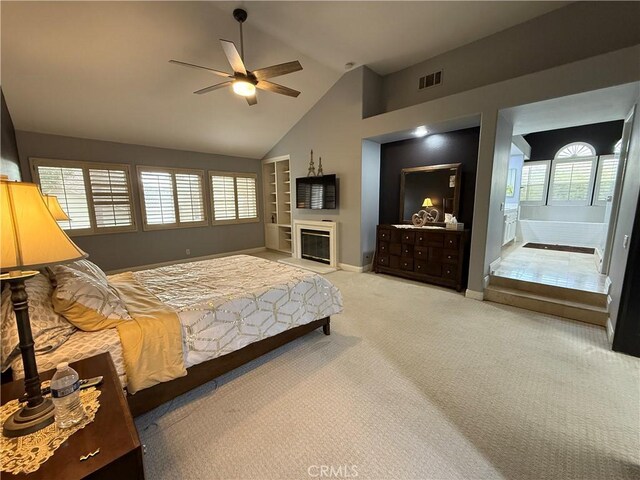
[170,8,302,106]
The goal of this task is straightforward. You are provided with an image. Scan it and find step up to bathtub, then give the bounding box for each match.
[485,277,608,327]
[489,275,607,308]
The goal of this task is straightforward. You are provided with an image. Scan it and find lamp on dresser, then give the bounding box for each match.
[1,179,86,437]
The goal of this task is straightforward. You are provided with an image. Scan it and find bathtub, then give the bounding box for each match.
[517,220,606,248]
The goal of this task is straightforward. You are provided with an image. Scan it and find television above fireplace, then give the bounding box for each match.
[296,174,337,209]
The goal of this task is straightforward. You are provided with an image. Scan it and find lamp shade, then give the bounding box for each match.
[43,194,70,221]
[422,198,434,208]
[1,180,87,271]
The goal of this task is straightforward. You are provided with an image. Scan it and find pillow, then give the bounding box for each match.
[66,259,109,286]
[1,274,77,371]
[51,265,131,332]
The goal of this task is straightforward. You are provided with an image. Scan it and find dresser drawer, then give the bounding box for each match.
[389,243,402,256]
[416,232,444,247]
[377,255,390,267]
[444,234,459,249]
[389,255,401,269]
[401,244,414,257]
[415,260,441,277]
[442,250,459,264]
[414,246,429,260]
[399,258,414,271]
[400,231,415,244]
[378,229,392,242]
[378,241,389,255]
[442,265,457,279]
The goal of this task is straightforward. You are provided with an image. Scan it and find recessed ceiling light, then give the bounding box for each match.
[414,126,428,137]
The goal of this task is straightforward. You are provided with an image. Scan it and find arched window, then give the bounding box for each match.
[555,142,596,158]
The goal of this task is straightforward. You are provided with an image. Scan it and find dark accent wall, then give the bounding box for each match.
[524,120,624,161]
[1,90,21,180]
[16,131,264,272]
[379,127,480,227]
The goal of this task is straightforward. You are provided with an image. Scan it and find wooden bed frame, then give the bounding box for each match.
[127,317,331,416]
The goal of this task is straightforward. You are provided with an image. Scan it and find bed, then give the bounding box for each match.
[5,255,343,416]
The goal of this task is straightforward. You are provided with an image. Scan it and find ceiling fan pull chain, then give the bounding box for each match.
[239,21,244,61]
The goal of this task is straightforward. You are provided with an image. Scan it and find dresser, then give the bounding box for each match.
[373,225,468,291]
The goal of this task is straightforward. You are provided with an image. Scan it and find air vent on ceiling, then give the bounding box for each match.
[418,70,443,90]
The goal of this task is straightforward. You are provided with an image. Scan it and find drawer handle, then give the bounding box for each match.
[417,265,421,269]
[419,236,423,241]
[403,262,408,266]
[446,269,451,274]
[447,255,452,259]
[417,251,422,255]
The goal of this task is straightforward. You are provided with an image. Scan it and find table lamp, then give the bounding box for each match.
[43,194,70,221]
[1,179,87,437]
[422,197,439,222]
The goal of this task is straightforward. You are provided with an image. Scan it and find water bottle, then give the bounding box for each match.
[51,362,86,429]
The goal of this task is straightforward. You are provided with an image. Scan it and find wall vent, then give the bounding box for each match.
[418,70,443,90]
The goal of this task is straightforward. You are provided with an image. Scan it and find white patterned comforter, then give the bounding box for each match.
[12,255,343,385]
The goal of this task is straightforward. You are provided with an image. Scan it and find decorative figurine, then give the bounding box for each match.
[307,149,316,177]
[317,157,324,176]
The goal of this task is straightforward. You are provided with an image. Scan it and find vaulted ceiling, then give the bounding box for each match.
[1,2,567,159]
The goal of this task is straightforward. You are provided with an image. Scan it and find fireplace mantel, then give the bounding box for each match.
[292,219,338,269]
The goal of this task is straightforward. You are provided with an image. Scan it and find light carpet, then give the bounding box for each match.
[135,266,639,479]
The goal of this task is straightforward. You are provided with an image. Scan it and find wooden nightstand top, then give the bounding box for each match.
[1,353,144,480]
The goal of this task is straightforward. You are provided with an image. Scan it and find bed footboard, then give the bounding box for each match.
[127,316,331,416]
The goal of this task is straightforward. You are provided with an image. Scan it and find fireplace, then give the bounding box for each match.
[301,229,331,264]
[291,219,338,270]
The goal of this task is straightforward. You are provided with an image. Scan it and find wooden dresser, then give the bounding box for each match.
[373,225,468,291]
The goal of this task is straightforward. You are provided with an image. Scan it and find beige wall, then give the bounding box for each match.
[382,2,640,113]
[264,68,366,267]
[608,100,640,331]
[16,131,264,271]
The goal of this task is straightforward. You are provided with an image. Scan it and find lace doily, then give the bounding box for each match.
[1,383,101,475]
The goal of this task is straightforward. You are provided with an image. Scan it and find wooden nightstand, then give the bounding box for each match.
[1,353,144,479]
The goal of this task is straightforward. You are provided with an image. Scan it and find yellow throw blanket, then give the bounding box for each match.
[109,272,186,394]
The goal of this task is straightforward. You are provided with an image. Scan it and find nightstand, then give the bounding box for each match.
[1,353,144,479]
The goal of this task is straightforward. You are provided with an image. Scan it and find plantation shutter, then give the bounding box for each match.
[236,176,257,219]
[520,162,548,204]
[595,157,619,204]
[549,158,595,205]
[88,168,134,229]
[140,171,177,225]
[36,165,92,231]
[175,173,205,222]
[211,175,237,221]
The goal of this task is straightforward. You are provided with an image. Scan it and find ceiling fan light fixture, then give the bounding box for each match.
[232,80,256,97]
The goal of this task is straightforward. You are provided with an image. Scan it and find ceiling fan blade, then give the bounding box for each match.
[252,61,303,80]
[194,82,233,95]
[256,81,300,98]
[246,94,257,106]
[169,60,232,78]
[220,40,247,75]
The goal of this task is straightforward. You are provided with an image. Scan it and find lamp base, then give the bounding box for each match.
[3,397,55,438]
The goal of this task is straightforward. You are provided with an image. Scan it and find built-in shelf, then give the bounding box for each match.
[263,156,292,254]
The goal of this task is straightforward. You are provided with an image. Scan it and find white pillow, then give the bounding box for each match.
[66,259,109,286]
[1,274,77,371]
[51,265,131,331]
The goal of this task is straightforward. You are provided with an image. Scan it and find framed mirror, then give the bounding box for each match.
[399,163,462,224]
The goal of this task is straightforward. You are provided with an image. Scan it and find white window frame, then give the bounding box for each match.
[547,156,597,206]
[555,142,596,159]
[208,171,259,225]
[519,160,550,206]
[593,154,619,206]
[30,157,137,236]
[137,166,209,231]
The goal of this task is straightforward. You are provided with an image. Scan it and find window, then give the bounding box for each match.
[555,142,596,159]
[548,157,596,205]
[594,155,619,206]
[519,161,550,205]
[30,158,136,235]
[209,171,258,224]
[137,167,207,230]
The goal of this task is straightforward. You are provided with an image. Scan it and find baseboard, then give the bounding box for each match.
[338,263,371,273]
[465,289,484,301]
[107,247,267,274]
[606,317,615,344]
[483,275,491,289]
